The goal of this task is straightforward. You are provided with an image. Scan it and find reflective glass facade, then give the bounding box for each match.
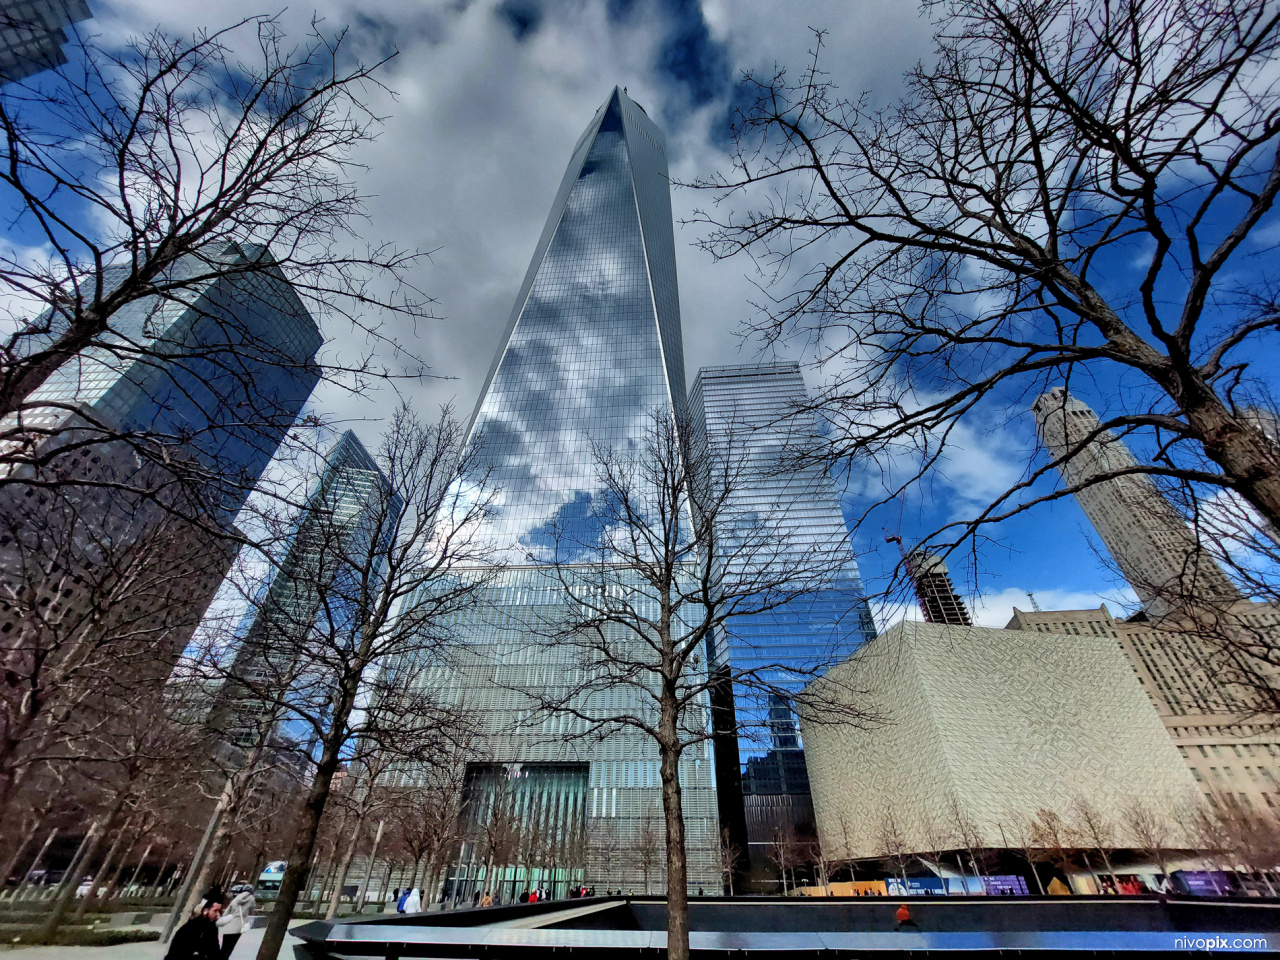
[689,363,876,881]
[25,243,322,522]
[214,430,398,752]
[464,89,686,560]
[398,89,718,893]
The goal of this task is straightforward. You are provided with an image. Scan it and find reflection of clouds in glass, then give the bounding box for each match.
[460,110,675,558]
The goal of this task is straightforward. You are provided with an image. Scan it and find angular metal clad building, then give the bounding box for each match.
[400,89,718,898]
[689,362,875,886]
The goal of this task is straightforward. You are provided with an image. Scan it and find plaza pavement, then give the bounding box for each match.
[0,920,312,959]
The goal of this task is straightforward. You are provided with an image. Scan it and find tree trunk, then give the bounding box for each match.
[658,737,689,960]
[38,820,104,941]
[14,828,57,901]
[405,856,422,898]
[74,818,131,920]
[326,815,366,920]
[356,819,385,912]
[0,827,36,899]
[123,843,153,901]
[255,687,355,960]
[166,818,231,939]
[1027,858,1046,895]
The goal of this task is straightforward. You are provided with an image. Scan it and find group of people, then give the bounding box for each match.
[165,883,257,960]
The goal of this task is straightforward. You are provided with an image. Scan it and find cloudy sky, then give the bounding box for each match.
[87,0,1142,627]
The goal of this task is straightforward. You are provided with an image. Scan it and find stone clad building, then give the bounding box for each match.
[800,620,1201,860]
[1008,603,1280,814]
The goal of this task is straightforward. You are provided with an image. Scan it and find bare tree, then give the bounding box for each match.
[525,409,874,960]
[1122,797,1178,888]
[382,765,469,904]
[691,0,1280,609]
[1002,812,1048,895]
[874,810,913,889]
[767,827,806,895]
[172,406,499,960]
[718,827,743,896]
[634,818,663,895]
[1072,797,1118,888]
[0,16,429,476]
[946,796,990,890]
[1030,808,1077,892]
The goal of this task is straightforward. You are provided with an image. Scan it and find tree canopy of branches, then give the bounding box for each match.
[0,14,428,435]
[0,13,435,577]
[692,0,1280,593]
[176,406,496,960]
[527,410,872,960]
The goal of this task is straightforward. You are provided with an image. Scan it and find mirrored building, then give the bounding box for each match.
[397,88,718,897]
[689,362,876,887]
[0,244,321,678]
[211,430,398,756]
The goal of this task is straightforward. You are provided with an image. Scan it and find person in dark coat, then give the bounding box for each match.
[166,902,223,960]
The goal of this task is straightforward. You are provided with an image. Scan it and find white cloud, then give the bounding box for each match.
[969,586,1140,628]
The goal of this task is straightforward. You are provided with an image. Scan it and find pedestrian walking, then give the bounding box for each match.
[215,885,255,959]
[396,888,410,913]
[403,888,422,913]
[165,902,223,960]
[480,890,493,908]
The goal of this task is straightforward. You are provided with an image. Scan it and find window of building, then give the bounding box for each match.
[1199,745,1209,758]
[1191,768,1203,781]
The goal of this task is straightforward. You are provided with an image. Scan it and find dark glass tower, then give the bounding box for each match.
[689,362,876,888]
[404,89,719,897]
[0,0,92,84]
[0,244,321,674]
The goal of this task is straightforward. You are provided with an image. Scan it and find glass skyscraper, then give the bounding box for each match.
[689,362,875,886]
[212,430,398,754]
[0,0,92,84]
[399,88,718,896]
[0,243,322,667]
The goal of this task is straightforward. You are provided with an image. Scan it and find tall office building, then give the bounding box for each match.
[0,243,321,671]
[397,88,718,897]
[212,430,397,753]
[0,0,91,83]
[1032,387,1239,619]
[689,362,875,885]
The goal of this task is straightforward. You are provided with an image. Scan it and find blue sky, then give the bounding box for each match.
[34,0,1280,627]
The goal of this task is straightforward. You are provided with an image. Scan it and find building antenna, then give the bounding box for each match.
[1027,591,1043,612]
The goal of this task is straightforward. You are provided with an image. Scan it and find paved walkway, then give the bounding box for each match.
[0,922,311,959]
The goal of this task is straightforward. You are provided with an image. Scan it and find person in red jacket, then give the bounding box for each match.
[895,904,919,930]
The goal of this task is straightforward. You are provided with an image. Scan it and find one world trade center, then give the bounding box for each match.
[401,88,719,898]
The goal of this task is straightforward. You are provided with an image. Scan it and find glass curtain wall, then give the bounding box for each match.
[396,88,718,893]
[689,362,876,887]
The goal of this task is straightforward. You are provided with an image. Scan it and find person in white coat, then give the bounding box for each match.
[215,885,255,959]
[402,888,422,913]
